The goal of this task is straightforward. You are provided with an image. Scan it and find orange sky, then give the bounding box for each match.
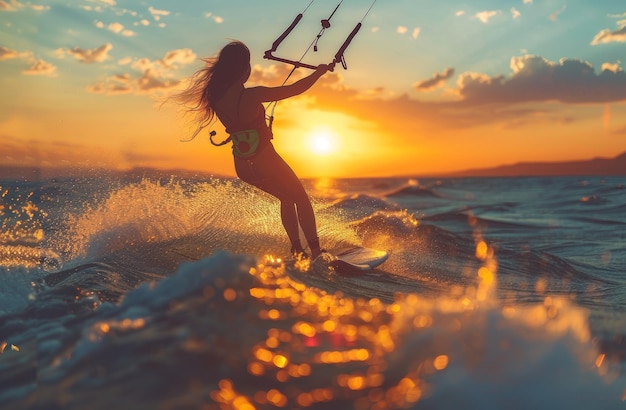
[1,1,626,178]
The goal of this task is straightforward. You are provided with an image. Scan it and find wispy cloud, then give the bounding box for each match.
[602,62,623,73]
[414,68,455,92]
[57,43,113,64]
[204,12,224,24]
[0,46,55,76]
[0,0,49,12]
[22,59,56,76]
[148,6,169,21]
[475,11,498,24]
[87,48,197,95]
[0,46,30,60]
[591,23,626,45]
[161,49,196,67]
[95,21,136,37]
[396,26,420,39]
[549,5,566,22]
[511,8,521,19]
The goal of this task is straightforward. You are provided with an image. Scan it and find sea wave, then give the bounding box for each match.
[2,251,624,409]
[1,175,626,409]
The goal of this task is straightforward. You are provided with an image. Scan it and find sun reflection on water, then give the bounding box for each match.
[204,242,511,409]
[192,222,614,410]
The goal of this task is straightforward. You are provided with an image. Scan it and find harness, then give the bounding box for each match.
[211,90,268,158]
[230,129,260,158]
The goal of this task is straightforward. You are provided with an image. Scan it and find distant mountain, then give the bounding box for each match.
[3,152,626,181]
[446,152,626,177]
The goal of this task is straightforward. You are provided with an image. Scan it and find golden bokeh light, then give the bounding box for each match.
[203,232,605,409]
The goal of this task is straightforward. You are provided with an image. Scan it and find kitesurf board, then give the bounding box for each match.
[328,246,389,273]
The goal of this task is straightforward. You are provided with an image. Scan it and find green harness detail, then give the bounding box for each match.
[230,129,260,158]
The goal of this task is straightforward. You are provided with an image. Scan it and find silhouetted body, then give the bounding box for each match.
[176,41,329,258]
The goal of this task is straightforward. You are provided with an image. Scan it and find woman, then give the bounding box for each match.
[175,41,330,259]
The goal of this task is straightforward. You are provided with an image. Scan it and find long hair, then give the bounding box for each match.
[173,41,251,140]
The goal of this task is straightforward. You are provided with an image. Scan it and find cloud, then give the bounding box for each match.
[0,46,30,60]
[0,0,49,11]
[549,5,566,21]
[602,62,623,73]
[0,0,16,10]
[95,21,136,37]
[396,26,420,39]
[524,0,533,4]
[162,49,196,67]
[414,68,455,92]
[22,59,56,76]
[107,22,124,33]
[511,8,521,19]
[58,43,113,63]
[591,24,626,45]
[109,22,135,37]
[118,56,132,65]
[148,6,169,21]
[204,12,224,24]
[87,48,197,96]
[0,46,55,76]
[295,55,625,140]
[455,55,626,104]
[475,11,498,24]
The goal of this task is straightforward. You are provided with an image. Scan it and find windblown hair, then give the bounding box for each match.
[173,41,251,140]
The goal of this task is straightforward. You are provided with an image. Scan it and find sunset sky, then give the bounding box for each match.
[1,0,625,178]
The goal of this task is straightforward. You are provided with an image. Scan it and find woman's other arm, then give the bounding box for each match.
[247,64,330,103]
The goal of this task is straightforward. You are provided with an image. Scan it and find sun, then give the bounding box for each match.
[308,128,335,155]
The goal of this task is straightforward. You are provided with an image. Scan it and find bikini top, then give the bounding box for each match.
[217,90,273,158]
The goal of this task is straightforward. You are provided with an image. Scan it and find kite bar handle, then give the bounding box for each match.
[263,53,318,70]
[331,22,361,70]
[264,18,363,72]
[266,13,303,55]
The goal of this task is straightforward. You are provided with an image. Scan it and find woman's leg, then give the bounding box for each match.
[259,175,320,256]
[288,187,321,257]
[235,148,321,257]
[279,201,303,252]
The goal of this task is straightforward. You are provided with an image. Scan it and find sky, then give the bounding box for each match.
[1,0,625,178]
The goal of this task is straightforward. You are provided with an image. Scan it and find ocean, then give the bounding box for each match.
[0,173,625,409]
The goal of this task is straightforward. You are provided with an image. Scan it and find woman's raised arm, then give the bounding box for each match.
[247,64,330,104]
